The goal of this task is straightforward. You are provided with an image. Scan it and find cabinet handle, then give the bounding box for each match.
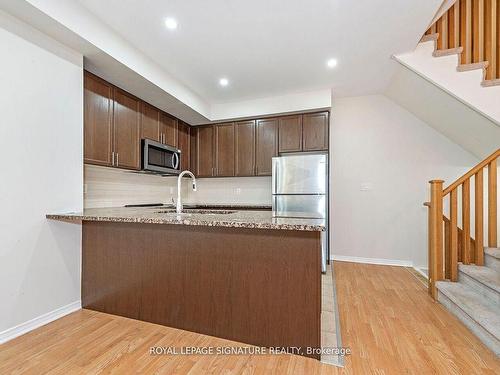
[112,151,115,166]
[161,133,164,143]
[116,153,119,166]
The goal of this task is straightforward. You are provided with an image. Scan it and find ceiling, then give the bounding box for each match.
[76,0,442,104]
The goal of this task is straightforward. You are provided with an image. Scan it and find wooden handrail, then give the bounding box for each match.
[426,149,498,299]
[443,149,500,195]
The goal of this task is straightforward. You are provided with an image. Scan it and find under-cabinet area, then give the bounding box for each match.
[84,71,329,177]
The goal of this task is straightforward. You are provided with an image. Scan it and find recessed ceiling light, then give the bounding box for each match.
[326,58,338,68]
[219,78,229,87]
[164,17,178,30]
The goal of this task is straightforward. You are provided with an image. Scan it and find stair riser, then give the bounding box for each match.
[438,290,500,356]
[458,271,500,305]
[485,254,500,273]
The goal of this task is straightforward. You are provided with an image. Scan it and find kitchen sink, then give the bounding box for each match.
[155,209,236,215]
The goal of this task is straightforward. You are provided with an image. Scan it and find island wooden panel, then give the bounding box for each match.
[82,222,321,359]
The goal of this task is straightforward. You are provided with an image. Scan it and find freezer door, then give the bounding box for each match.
[272,194,326,219]
[272,154,327,194]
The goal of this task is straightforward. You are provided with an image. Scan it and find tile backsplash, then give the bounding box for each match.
[84,165,181,208]
[187,176,272,205]
[84,165,272,208]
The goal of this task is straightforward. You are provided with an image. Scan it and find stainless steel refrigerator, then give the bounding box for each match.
[272,154,329,273]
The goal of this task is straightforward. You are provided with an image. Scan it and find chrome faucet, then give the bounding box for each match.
[176,170,197,213]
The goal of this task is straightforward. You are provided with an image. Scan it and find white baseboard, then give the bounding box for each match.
[331,255,413,267]
[0,300,81,344]
[413,267,429,279]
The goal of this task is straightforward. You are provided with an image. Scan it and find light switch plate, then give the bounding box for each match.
[360,183,373,191]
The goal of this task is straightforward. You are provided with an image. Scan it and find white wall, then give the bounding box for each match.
[394,40,500,126]
[0,11,83,338]
[386,63,500,160]
[330,95,478,268]
[210,90,331,122]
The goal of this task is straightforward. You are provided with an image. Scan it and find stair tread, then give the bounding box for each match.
[459,264,500,294]
[485,247,500,260]
[436,281,500,339]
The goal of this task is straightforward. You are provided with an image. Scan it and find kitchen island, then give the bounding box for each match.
[47,206,325,359]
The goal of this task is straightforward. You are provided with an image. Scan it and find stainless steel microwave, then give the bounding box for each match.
[142,139,181,175]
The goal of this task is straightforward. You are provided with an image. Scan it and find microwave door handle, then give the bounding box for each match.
[172,152,180,170]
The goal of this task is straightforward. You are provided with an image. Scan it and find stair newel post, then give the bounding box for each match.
[429,180,445,300]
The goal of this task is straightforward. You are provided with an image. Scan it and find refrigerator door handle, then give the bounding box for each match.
[272,158,278,194]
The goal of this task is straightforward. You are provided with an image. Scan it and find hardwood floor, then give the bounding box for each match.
[0,262,499,374]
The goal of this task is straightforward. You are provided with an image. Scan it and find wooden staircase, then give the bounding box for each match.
[426,149,499,355]
[424,0,500,86]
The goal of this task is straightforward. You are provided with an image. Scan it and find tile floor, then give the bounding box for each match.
[321,262,343,367]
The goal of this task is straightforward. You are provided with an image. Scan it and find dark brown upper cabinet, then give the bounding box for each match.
[235,120,256,177]
[84,73,113,167]
[177,121,190,171]
[215,123,235,177]
[196,125,215,177]
[160,113,178,147]
[84,71,197,172]
[302,112,329,151]
[113,88,141,170]
[190,127,197,173]
[255,118,278,176]
[141,102,160,142]
[278,115,303,153]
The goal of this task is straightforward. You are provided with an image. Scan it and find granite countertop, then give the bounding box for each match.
[46,205,325,232]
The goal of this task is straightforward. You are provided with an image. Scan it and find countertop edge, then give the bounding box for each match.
[46,214,325,232]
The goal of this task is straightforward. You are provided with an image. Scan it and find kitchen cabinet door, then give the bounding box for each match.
[215,123,235,177]
[235,120,256,176]
[178,121,190,171]
[196,125,214,177]
[278,115,302,153]
[255,118,278,176]
[113,88,141,170]
[141,102,160,142]
[84,72,113,166]
[190,127,197,173]
[160,113,178,147]
[302,112,329,151]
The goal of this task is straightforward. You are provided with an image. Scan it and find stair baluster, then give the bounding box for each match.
[426,148,499,299]
[425,0,500,85]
